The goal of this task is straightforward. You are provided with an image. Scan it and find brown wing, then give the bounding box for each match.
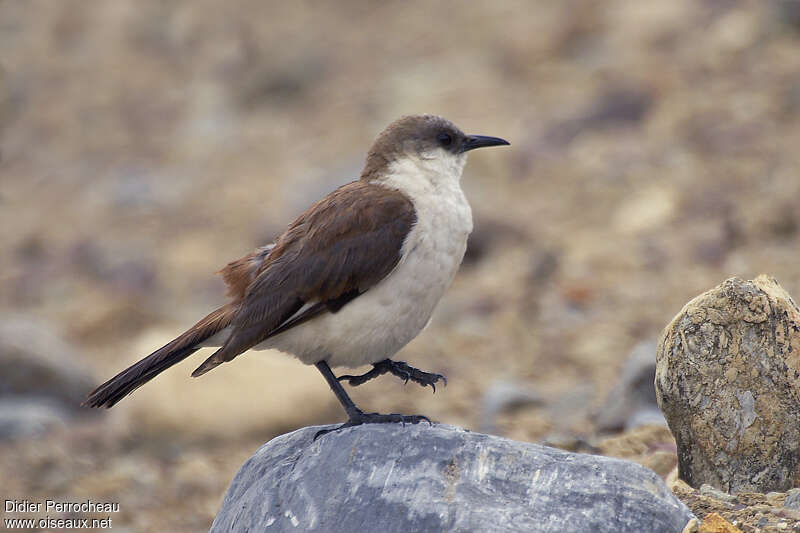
[191,181,416,376]
[217,244,275,302]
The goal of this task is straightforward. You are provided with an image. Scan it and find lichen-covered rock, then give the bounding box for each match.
[655,275,800,493]
[698,512,743,533]
[211,424,694,533]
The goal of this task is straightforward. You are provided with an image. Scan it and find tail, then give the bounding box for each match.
[84,305,234,408]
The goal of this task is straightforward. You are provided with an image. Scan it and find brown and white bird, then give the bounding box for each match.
[85,114,509,434]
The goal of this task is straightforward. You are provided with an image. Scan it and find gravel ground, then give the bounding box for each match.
[2,1,800,531]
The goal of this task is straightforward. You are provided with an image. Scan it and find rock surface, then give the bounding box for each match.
[670,479,800,532]
[0,398,70,439]
[211,424,693,533]
[0,315,100,439]
[785,488,800,510]
[655,276,800,493]
[596,340,666,433]
[0,315,97,406]
[697,512,743,533]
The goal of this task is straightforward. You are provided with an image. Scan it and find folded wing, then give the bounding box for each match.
[191,181,416,376]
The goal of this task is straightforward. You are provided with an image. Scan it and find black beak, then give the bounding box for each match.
[459,135,510,153]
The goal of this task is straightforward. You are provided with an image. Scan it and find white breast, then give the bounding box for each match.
[258,149,473,368]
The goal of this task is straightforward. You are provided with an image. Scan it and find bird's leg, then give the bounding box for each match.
[338,359,447,392]
[314,360,431,439]
[315,361,362,420]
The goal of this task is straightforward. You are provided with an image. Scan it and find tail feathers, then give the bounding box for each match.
[84,305,234,408]
[191,353,222,378]
[83,344,201,408]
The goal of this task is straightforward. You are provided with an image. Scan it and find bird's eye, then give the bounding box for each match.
[437,132,452,146]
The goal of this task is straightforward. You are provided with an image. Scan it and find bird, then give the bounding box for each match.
[84,114,510,435]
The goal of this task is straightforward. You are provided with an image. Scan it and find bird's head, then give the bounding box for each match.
[361,115,509,184]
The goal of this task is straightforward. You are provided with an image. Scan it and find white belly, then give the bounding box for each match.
[259,157,472,367]
[261,197,471,366]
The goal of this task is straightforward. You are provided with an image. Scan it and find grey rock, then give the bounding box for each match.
[699,483,735,503]
[0,315,100,440]
[596,340,666,433]
[211,424,694,533]
[0,314,97,408]
[772,0,800,32]
[479,379,594,438]
[0,397,69,439]
[785,488,800,510]
[479,380,543,434]
[625,407,668,429]
[656,276,800,493]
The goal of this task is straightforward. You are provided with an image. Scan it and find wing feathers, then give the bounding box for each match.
[219,244,275,301]
[192,181,416,375]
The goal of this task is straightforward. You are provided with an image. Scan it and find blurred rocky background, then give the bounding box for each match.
[2,1,799,531]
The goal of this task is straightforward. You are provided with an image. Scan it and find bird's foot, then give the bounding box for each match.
[337,359,447,391]
[390,361,447,391]
[314,410,432,440]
